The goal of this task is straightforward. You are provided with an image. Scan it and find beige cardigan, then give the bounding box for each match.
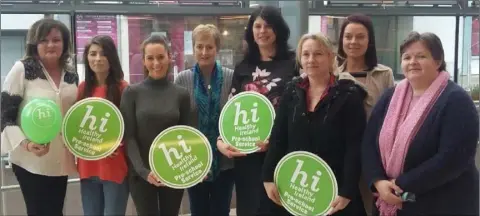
[336,63,395,118]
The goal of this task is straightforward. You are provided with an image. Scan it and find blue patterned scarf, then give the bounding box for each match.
[193,62,223,181]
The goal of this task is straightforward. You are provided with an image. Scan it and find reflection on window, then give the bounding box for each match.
[125,15,248,84]
[308,15,477,82]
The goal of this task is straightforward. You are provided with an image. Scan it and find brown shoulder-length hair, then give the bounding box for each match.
[81,35,125,106]
[400,31,447,72]
[24,18,72,69]
[140,34,172,78]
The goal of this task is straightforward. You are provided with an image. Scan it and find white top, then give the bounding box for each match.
[1,59,78,176]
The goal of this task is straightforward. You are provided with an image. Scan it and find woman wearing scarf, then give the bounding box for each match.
[174,24,235,216]
[362,31,479,216]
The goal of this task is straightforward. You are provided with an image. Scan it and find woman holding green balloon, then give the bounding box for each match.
[1,18,78,216]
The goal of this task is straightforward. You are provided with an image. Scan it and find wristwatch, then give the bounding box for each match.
[395,191,416,202]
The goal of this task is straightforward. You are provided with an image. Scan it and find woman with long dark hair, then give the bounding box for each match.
[337,14,394,117]
[216,6,299,216]
[120,34,191,216]
[335,14,395,214]
[77,35,129,216]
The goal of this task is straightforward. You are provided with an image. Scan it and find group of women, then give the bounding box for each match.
[1,5,478,216]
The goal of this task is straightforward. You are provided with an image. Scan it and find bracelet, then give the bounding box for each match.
[20,139,31,152]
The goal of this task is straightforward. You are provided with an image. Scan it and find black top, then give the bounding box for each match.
[362,81,479,215]
[120,76,191,180]
[230,58,299,109]
[262,76,367,208]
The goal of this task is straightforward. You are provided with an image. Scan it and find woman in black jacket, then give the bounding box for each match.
[262,33,367,216]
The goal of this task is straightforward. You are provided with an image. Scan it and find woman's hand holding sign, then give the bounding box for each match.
[147,171,165,187]
[108,143,123,158]
[264,182,282,206]
[216,138,246,158]
[256,138,269,152]
[326,196,351,215]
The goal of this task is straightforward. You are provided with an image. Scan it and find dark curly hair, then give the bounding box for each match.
[242,5,294,64]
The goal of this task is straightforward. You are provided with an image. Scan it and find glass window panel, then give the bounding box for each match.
[126,15,249,84]
[309,15,458,82]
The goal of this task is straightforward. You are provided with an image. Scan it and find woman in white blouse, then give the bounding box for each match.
[1,18,78,216]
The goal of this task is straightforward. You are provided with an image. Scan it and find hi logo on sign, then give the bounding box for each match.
[219,92,275,154]
[79,105,110,133]
[158,135,192,166]
[149,126,213,189]
[274,151,338,216]
[62,97,124,160]
[291,159,322,192]
[233,102,260,126]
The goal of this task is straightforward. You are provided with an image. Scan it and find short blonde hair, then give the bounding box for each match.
[192,24,221,49]
[296,32,338,74]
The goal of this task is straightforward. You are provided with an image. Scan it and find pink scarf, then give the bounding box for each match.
[376,71,449,215]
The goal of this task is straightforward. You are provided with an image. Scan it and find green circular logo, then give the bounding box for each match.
[219,92,275,154]
[62,97,124,160]
[149,126,212,189]
[274,151,338,216]
[32,104,58,128]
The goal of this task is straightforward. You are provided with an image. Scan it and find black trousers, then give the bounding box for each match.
[129,174,184,216]
[12,163,68,216]
[234,153,272,216]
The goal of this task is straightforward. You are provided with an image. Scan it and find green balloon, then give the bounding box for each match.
[20,98,62,145]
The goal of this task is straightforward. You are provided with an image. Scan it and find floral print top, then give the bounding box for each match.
[229,58,299,108]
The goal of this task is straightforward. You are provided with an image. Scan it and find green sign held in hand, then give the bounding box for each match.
[219,92,275,154]
[21,98,62,144]
[274,151,338,216]
[62,97,124,160]
[149,126,212,189]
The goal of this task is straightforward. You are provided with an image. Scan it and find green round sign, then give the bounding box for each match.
[274,151,338,216]
[148,126,213,189]
[219,91,275,154]
[62,97,124,160]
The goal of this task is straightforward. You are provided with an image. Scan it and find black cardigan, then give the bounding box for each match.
[263,76,368,215]
[362,81,479,215]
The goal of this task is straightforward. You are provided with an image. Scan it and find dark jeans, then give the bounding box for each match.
[80,176,129,216]
[128,174,184,216]
[12,163,68,216]
[187,169,235,216]
[234,153,272,216]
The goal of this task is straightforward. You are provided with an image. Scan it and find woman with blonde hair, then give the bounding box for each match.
[262,32,367,215]
[175,24,235,216]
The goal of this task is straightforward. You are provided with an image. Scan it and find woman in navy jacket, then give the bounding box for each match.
[362,31,479,216]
